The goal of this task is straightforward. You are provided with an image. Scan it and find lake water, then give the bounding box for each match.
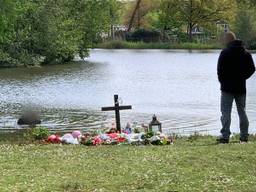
[0,49,256,135]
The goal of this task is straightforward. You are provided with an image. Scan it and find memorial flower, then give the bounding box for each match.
[92,137,103,145]
[47,134,61,144]
[44,127,173,146]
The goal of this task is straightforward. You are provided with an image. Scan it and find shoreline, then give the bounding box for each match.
[1,46,255,68]
[95,41,222,50]
[95,41,256,52]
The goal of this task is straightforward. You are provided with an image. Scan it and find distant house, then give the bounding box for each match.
[190,21,229,42]
[190,25,209,43]
[111,25,128,40]
[113,25,128,32]
[191,26,204,35]
[191,20,229,36]
[216,20,229,33]
[100,25,128,41]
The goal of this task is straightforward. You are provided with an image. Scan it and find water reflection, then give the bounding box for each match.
[0,49,255,135]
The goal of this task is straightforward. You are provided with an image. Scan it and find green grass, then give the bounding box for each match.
[96,40,222,50]
[1,135,256,191]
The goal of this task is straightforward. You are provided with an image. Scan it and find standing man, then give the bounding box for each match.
[217,32,255,144]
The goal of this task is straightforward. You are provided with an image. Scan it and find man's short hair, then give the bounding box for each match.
[225,31,237,44]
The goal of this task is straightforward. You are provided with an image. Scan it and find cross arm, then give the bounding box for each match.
[101,107,116,111]
[119,105,132,110]
[101,105,132,111]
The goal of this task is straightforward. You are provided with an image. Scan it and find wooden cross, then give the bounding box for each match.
[101,95,132,132]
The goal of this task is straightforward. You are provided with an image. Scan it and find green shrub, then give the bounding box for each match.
[126,29,161,43]
[96,40,222,50]
[31,127,50,140]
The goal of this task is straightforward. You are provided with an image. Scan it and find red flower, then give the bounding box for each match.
[107,133,119,140]
[92,137,103,145]
[117,137,126,143]
[47,135,61,144]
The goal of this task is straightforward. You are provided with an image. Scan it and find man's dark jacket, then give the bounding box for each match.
[217,40,255,94]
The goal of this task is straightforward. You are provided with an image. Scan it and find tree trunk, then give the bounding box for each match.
[188,23,193,42]
[127,0,142,32]
[137,1,141,29]
[111,24,114,40]
[188,0,193,42]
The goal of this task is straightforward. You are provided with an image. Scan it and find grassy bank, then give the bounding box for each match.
[96,40,222,50]
[1,135,256,191]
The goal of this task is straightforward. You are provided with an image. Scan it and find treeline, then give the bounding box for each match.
[235,0,256,48]
[2,0,256,67]
[0,0,117,67]
[118,0,256,49]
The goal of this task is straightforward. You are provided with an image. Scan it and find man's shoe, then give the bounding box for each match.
[240,138,248,143]
[216,137,229,144]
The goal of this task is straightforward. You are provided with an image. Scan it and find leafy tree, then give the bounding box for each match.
[0,0,118,67]
[123,0,160,30]
[234,1,256,48]
[70,0,119,58]
[159,0,236,41]
[0,0,17,65]
[158,0,184,41]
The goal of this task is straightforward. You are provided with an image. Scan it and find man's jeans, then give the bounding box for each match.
[221,91,249,140]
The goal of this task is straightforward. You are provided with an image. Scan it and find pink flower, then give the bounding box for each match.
[72,130,82,138]
[92,137,103,145]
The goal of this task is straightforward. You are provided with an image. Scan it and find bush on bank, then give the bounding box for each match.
[96,40,222,50]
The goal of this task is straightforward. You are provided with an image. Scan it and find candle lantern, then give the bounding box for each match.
[149,115,162,133]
